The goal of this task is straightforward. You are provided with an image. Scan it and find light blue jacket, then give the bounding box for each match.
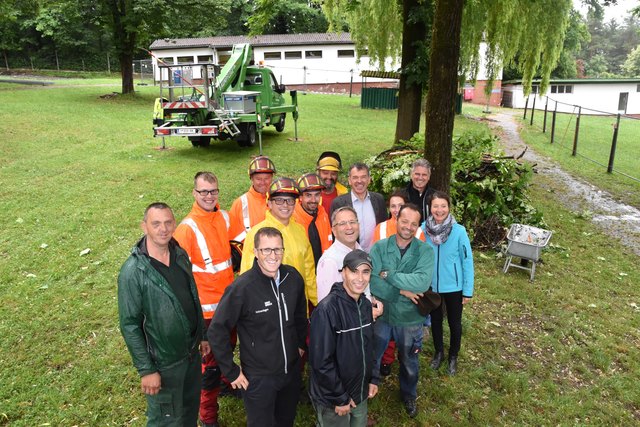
[422,223,474,297]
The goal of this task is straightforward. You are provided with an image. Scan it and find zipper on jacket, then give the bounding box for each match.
[357,298,366,403]
[270,278,288,374]
[281,293,289,322]
[436,245,441,293]
[454,263,459,285]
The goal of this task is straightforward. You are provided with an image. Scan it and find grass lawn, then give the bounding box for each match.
[519,107,640,209]
[0,82,638,426]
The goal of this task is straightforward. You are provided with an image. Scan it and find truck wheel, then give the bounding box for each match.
[189,136,202,147]
[245,124,257,146]
[200,136,211,147]
[274,114,286,132]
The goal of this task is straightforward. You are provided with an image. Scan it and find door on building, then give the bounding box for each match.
[618,92,628,114]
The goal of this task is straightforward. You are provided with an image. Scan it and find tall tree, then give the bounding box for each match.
[248,0,330,35]
[428,0,573,192]
[423,0,463,192]
[319,0,432,143]
[101,0,230,94]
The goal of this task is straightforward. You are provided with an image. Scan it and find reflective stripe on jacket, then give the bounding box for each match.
[174,202,234,319]
[228,186,268,243]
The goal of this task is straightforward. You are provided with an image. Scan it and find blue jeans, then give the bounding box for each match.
[373,320,423,400]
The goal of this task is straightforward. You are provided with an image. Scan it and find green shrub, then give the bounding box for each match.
[366,131,545,247]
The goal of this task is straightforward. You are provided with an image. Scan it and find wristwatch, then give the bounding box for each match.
[380,271,388,279]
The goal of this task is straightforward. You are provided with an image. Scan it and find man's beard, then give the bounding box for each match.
[324,180,336,192]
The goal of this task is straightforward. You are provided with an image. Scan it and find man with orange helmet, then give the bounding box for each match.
[173,171,235,427]
[316,151,348,208]
[228,156,277,245]
[292,173,333,267]
[241,177,318,308]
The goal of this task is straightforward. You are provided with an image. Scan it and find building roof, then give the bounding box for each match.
[150,33,354,50]
[360,70,400,79]
[503,78,640,85]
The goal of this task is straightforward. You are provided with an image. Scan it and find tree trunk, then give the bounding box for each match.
[394,0,428,143]
[120,51,134,94]
[3,51,9,70]
[424,0,463,193]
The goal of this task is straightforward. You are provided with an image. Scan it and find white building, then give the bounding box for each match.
[149,33,395,94]
[502,79,640,116]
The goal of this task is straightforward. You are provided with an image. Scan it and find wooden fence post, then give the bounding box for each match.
[530,96,536,125]
[543,97,548,133]
[551,101,557,144]
[607,114,621,174]
[572,106,581,156]
[523,96,529,119]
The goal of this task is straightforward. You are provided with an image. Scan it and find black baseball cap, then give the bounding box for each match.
[341,249,373,271]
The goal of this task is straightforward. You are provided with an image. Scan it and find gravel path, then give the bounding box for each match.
[485,110,640,256]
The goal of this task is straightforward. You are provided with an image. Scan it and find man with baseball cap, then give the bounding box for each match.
[228,156,277,245]
[293,173,333,267]
[309,249,381,426]
[316,151,348,208]
[241,177,318,308]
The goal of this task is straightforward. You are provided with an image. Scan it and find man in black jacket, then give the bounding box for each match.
[405,158,434,222]
[309,249,380,426]
[208,227,308,427]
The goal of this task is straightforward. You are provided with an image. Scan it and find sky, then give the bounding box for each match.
[573,0,638,22]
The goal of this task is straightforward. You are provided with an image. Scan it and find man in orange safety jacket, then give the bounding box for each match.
[173,171,235,427]
[292,173,333,267]
[228,156,276,245]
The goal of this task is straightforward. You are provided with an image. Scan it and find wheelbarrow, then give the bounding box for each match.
[502,224,552,281]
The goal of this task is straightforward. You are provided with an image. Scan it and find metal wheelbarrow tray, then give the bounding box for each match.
[502,223,552,281]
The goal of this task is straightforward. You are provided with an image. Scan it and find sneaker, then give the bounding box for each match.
[380,363,391,376]
[403,398,418,418]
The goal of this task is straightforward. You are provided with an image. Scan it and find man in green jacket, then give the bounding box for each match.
[118,202,209,426]
[369,204,434,419]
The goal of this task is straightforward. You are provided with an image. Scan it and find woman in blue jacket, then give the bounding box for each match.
[422,191,474,375]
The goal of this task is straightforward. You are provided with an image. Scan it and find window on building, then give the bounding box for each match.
[532,85,539,94]
[264,51,282,60]
[558,85,565,94]
[197,55,212,63]
[285,51,302,59]
[636,84,640,92]
[338,49,355,58]
[305,50,322,59]
[177,56,194,64]
[217,50,232,65]
[551,85,557,93]
[565,85,573,93]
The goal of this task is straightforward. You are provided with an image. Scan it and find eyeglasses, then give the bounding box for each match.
[271,198,296,206]
[195,189,219,196]
[257,247,285,256]
[334,220,358,227]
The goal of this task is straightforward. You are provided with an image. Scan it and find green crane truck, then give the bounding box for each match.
[153,43,299,149]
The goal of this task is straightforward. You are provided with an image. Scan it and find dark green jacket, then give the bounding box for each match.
[369,235,434,326]
[118,237,205,376]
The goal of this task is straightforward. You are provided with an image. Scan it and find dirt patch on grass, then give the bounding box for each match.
[484,111,640,257]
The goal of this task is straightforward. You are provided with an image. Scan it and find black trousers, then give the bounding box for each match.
[431,291,463,358]
[243,360,302,427]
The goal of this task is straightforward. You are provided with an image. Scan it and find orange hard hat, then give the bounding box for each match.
[248,156,276,176]
[297,173,325,192]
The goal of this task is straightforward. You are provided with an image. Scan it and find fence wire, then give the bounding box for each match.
[523,96,640,183]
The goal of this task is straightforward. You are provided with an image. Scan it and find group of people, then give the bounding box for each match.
[117,152,475,426]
